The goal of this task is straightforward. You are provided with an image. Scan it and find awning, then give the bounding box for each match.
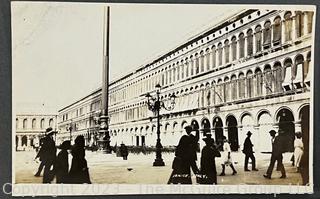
[282,66,292,91]
[293,63,303,89]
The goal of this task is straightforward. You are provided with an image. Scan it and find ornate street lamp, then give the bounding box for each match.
[146,83,176,166]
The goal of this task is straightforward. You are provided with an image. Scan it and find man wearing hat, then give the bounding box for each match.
[242,131,258,171]
[41,127,57,183]
[264,129,286,179]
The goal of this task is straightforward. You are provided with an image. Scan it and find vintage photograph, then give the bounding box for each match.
[12,1,314,195]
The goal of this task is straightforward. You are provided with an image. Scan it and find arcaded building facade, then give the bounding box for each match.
[15,114,57,151]
[57,9,313,153]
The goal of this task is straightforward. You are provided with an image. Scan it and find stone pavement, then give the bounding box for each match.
[14,150,303,185]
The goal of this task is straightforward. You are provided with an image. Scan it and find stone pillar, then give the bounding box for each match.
[270,24,274,48]
[17,136,21,151]
[281,20,286,43]
[292,15,297,41]
[303,12,309,36]
[253,33,257,54]
[236,40,240,60]
[295,121,302,133]
[244,36,248,57]
[222,46,225,66]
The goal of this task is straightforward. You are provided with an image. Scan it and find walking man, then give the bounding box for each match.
[242,131,258,171]
[42,128,57,183]
[263,129,286,179]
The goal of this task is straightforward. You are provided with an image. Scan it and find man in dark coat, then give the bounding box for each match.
[55,140,71,183]
[243,131,258,171]
[200,135,221,184]
[120,143,128,160]
[42,128,57,183]
[264,129,286,179]
[34,137,45,177]
[168,125,200,184]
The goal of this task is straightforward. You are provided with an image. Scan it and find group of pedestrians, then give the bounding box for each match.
[34,127,91,184]
[168,124,305,185]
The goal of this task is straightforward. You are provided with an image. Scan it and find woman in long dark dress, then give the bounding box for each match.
[55,141,71,183]
[68,136,91,184]
[200,136,221,184]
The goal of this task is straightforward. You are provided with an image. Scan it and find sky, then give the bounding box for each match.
[12,2,243,113]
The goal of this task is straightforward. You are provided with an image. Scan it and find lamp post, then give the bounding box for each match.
[146,83,176,166]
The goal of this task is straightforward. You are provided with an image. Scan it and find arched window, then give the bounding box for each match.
[307,12,314,34]
[263,21,271,48]
[32,118,36,129]
[40,118,45,129]
[172,65,176,83]
[205,48,210,71]
[49,118,54,127]
[23,119,27,129]
[224,77,230,102]
[247,29,253,56]
[16,118,18,129]
[211,46,216,68]
[238,73,245,99]
[284,12,292,41]
[246,70,254,98]
[231,75,237,100]
[273,16,281,45]
[295,11,304,38]
[185,58,189,78]
[200,51,205,72]
[255,25,262,52]
[180,61,185,79]
[264,65,272,95]
[168,68,172,84]
[231,36,237,61]
[165,70,168,85]
[224,40,230,64]
[294,55,304,79]
[239,33,245,58]
[273,62,283,93]
[218,43,223,66]
[255,68,263,96]
[217,79,224,103]
[195,53,200,74]
[190,55,194,76]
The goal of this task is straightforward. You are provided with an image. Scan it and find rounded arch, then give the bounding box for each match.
[212,116,224,150]
[240,112,253,126]
[191,119,199,130]
[226,114,239,151]
[201,117,211,136]
[276,107,295,152]
[256,109,272,124]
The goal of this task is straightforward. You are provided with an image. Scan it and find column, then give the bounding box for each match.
[253,33,257,54]
[303,12,309,36]
[295,121,302,133]
[17,136,21,151]
[270,24,274,47]
[281,20,286,43]
[27,136,31,149]
[292,15,297,41]
[244,36,248,57]
[236,40,240,60]
[222,46,225,65]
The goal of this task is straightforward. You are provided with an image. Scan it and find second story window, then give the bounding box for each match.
[247,29,253,56]
[239,33,245,58]
[224,40,230,63]
[23,119,27,129]
[231,36,237,61]
[218,43,223,66]
[284,12,292,42]
[273,16,281,44]
[255,25,262,52]
[32,118,36,129]
[295,11,304,38]
[263,21,271,48]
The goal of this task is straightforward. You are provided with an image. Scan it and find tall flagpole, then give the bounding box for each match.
[98,6,111,153]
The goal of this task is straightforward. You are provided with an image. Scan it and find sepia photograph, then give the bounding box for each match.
[11,1,315,195]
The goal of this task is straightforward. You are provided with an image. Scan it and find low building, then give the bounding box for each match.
[15,114,57,151]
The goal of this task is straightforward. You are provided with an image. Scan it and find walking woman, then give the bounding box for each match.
[55,140,71,183]
[68,136,91,184]
[294,132,304,172]
[200,136,221,184]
